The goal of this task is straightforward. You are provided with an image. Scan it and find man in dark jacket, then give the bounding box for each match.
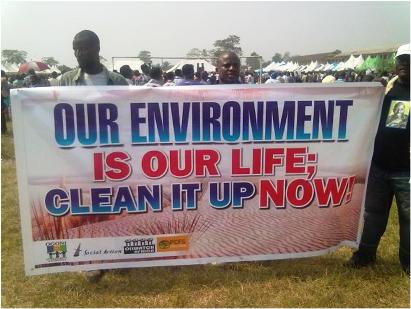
[59,30,128,86]
[346,43,410,275]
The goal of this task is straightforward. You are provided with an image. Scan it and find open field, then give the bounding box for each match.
[1,119,409,308]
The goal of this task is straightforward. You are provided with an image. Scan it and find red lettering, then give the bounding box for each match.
[287,179,313,208]
[105,151,132,181]
[264,148,284,174]
[252,148,262,174]
[259,179,285,208]
[93,152,105,181]
[314,177,349,207]
[169,150,193,178]
[195,149,220,176]
[285,147,306,174]
[141,151,168,178]
[231,149,250,175]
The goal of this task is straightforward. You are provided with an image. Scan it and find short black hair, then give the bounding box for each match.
[165,71,175,80]
[217,51,240,67]
[73,30,100,47]
[119,65,133,79]
[182,64,194,76]
[175,69,182,77]
[141,63,150,74]
[149,65,162,80]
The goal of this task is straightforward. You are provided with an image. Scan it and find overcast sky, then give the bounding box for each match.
[1,1,410,67]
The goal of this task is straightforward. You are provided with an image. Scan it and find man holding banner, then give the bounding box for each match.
[12,36,389,283]
[347,43,410,274]
[59,30,128,86]
[216,51,241,84]
[58,29,127,282]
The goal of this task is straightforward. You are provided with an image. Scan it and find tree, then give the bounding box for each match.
[41,57,59,67]
[210,35,242,59]
[1,49,28,65]
[138,50,151,64]
[271,53,282,62]
[245,52,262,71]
[161,61,173,71]
[282,51,291,62]
[186,48,209,58]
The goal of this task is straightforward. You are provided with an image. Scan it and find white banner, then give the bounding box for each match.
[11,84,384,275]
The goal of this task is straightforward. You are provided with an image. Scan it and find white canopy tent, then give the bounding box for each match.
[343,55,356,70]
[353,55,364,69]
[262,61,285,72]
[333,61,347,71]
[303,61,318,72]
[167,59,216,73]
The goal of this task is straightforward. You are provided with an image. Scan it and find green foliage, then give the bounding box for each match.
[138,50,151,64]
[186,48,209,59]
[41,57,59,67]
[1,49,28,65]
[161,61,172,71]
[282,51,291,62]
[1,119,409,307]
[271,53,282,62]
[211,35,242,58]
[245,52,262,70]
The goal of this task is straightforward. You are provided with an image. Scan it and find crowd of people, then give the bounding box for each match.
[1,29,409,284]
[1,64,395,90]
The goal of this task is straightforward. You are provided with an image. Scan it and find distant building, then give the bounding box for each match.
[289,45,400,64]
[290,50,341,65]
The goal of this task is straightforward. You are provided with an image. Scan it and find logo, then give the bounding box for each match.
[73,243,122,257]
[46,241,67,262]
[73,243,82,257]
[124,238,156,254]
[156,235,189,252]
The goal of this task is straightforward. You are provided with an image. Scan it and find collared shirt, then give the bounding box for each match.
[59,65,128,86]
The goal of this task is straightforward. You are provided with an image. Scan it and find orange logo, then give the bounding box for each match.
[157,235,189,252]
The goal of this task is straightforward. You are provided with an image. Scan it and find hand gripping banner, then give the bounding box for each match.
[11,83,384,275]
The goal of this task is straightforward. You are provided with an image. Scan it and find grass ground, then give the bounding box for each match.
[1,119,409,307]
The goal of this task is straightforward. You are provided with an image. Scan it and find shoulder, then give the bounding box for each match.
[59,69,80,86]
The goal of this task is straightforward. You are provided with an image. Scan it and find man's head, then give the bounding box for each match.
[395,44,410,84]
[175,69,182,77]
[393,102,405,116]
[165,71,175,81]
[201,71,209,81]
[149,65,163,81]
[141,63,150,75]
[120,65,133,79]
[217,51,241,84]
[182,64,195,80]
[72,30,100,72]
[51,71,58,79]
